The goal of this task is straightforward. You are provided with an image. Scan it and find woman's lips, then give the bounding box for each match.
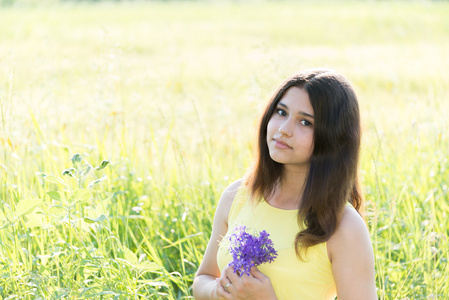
[274,138,292,149]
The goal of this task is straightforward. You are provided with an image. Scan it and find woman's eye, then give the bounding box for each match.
[300,120,313,127]
[276,109,287,117]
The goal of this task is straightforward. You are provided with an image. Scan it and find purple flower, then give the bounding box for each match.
[226,225,278,277]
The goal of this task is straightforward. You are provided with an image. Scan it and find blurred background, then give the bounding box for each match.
[1,0,448,299]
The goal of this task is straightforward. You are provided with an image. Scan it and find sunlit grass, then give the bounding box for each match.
[0,1,448,299]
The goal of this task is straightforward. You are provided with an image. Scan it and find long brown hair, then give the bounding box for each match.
[245,68,363,257]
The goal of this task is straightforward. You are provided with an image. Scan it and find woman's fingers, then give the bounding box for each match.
[249,265,264,279]
[225,265,249,282]
[250,265,272,286]
[216,278,232,299]
[218,279,231,292]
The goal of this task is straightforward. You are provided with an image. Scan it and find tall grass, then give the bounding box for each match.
[0,1,448,299]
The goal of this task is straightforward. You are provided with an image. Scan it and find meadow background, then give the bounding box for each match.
[1,0,448,299]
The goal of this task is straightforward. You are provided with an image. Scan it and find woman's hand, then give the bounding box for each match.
[216,265,277,300]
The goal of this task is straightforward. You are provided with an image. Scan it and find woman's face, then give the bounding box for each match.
[266,87,315,170]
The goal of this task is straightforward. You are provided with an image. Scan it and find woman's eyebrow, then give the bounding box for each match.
[278,102,315,119]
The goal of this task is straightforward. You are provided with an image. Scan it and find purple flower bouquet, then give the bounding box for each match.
[226,225,278,277]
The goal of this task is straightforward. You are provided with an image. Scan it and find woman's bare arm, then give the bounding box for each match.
[328,207,377,300]
[192,179,242,299]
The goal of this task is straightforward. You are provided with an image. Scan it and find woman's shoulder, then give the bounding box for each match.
[221,178,244,202]
[327,205,372,262]
[327,207,377,298]
[215,178,244,225]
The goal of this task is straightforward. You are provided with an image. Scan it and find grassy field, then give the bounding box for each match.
[1,1,448,299]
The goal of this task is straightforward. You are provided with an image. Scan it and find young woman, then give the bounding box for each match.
[192,68,377,300]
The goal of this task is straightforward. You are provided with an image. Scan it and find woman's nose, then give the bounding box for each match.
[278,118,293,136]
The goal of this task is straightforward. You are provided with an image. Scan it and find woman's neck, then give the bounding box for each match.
[267,167,308,210]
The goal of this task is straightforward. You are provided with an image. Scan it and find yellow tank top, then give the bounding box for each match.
[217,186,337,300]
